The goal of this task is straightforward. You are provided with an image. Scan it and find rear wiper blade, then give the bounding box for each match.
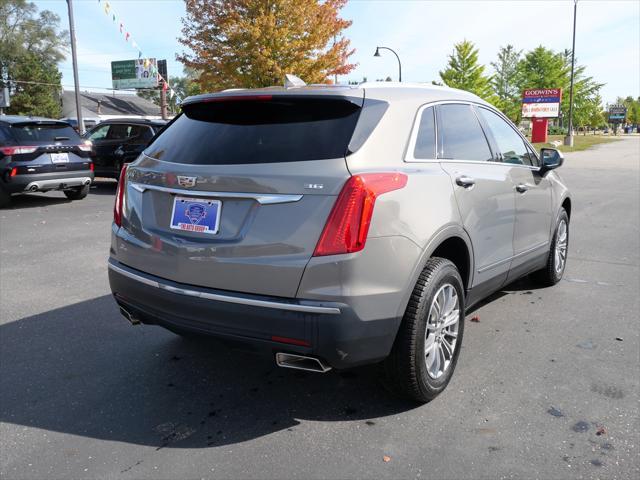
[54,136,70,141]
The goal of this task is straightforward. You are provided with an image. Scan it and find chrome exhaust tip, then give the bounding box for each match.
[29,185,39,192]
[119,306,140,325]
[275,353,332,373]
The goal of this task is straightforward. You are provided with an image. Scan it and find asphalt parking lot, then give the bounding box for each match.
[1,137,638,479]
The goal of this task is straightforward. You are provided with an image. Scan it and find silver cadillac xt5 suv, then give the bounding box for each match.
[108,83,571,402]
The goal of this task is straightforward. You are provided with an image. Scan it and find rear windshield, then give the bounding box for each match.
[144,97,362,165]
[9,122,81,143]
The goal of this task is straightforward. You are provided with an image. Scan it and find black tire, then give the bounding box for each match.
[0,188,10,209]
[533,208,569,286]
[63,184,90,200]
[382,257,465,403]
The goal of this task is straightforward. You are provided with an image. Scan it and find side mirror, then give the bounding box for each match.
[540,148,564,171]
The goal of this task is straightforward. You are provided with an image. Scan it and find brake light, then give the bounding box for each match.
[10,167,18,177]
[202,94,273,103]
[89,162,94,172]
[313,172,408,257]
[114,164,128,227]
[0,146,38,156]
[78,141,92,152]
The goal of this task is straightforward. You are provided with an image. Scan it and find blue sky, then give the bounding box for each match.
[37,0,639,104]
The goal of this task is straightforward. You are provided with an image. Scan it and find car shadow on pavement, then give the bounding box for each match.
[4,193,72,209]
[0,295,418,450]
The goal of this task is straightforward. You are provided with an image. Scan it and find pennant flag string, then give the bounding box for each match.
[95,0,180,103]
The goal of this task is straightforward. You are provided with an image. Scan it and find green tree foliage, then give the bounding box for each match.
[439,40,494,101]
[0,0,67,117]
[178,0,356,91]
[615,96,640,124]
[490,45,521,122]
[516,46,603,130]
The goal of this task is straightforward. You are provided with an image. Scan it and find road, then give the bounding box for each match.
[1,137,638,479]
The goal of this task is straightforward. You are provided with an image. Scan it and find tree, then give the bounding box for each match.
[490,45,521,122]
[177,0,356,91]
[439,40,494,101]
[517,46,603,131]
[0,0,67,117]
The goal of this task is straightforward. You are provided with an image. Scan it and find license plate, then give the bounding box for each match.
[170,196,221,235]
[50,153,69,163]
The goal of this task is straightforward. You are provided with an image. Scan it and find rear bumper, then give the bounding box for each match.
[3,170,94,193]
[108,258,400,369]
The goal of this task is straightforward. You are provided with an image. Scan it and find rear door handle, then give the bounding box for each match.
[516,183,529,193]
[455,175,476,188]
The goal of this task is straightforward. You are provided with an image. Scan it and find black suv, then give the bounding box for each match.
[0,116,94,208]
[83,119,166,178]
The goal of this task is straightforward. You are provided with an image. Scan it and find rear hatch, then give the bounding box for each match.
[116,93,364,298]
[3,121,92,174]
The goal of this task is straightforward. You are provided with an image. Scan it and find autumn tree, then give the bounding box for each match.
[439,40,494,101]
[0,0,67,117]
[177,0,356,91]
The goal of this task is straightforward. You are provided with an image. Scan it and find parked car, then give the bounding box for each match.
[108,84,571,402]
[0,116,94,208]
[83,119,166,179]
[60,117,99,132]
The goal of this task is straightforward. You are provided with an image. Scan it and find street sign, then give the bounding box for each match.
[521,88,562,118]
[608,105,627,123]
[0,87,9,108]
[111,59,158,89]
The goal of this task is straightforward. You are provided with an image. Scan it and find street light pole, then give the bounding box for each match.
[564,0,578,146]
[374,46,402,82]
[66,0,84,134]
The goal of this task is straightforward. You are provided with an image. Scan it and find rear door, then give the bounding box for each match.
[114,94,363,298]
[436,103,516,291]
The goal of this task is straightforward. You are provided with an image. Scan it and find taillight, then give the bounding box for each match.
[10,167,18,177]
[89,162,94,172]
[0,146,38,156]
[313,172,408,256]
[114,164,128,227]
[78,141,92,152]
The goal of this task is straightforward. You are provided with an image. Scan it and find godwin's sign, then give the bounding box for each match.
[521,88,562,118]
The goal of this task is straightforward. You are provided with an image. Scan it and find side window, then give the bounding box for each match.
[478,108,532,166]
[87,125,110,141]
[129,125,153,143]
[413,106,436,159]
[106,124,132,140]
[438,104,492,161]
[0,126,11,145]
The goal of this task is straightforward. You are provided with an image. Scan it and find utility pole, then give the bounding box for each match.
[160,83,168,120]
[564,0,578,146]
[66,0,84,134]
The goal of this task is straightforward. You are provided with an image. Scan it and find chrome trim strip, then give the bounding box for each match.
[108,262,341,315]
[477,241,549,273]
[129,182,303,205]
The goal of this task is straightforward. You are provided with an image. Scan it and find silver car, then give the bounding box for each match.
[108,83,571,402]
